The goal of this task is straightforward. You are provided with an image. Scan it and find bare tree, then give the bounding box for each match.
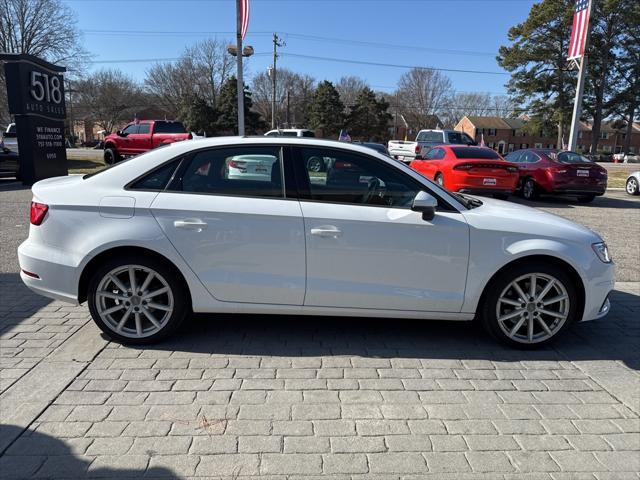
[0,0,88,72]
[74,69,143,133]
[396,68,453,130]
[145,38,235,118]
[0,0,88,125]
[184,38,234,108]
[251,69,315,127]
[335,76,368,111]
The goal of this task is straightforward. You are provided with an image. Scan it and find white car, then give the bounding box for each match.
[226,154,278,182]
[18,137,615,347]
[264,129,315,138]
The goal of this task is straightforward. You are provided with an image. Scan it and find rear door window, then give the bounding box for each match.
[137,123,151,134]
[556,151,593,164]
[168,146,284,198]
[154,121,187,134]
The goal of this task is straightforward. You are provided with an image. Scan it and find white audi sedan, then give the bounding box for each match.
[18,137,615,347]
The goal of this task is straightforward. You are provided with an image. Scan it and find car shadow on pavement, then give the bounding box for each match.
[147,289,640,370]
[0,425,177,479]
[0,273,53,330]
[512,194,640,209]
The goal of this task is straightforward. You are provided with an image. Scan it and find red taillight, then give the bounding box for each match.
[30,202,48,225]
[188,133,193,140]
[453,163,473,170]
[415,145,422,154]
[228,160,247,169]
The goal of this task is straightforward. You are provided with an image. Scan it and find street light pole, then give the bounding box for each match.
[236,0,245,136]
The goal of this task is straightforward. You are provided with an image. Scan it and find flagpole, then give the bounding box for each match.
[236,0,245,136]
[567,0,594,152]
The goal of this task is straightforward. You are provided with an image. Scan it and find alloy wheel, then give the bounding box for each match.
[523,180,535,199]
[627,178,638,195]
[495,273,570,344]
[95,264,174,339]
[307,157,324,173]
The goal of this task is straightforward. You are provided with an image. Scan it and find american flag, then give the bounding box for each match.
[567,0,591,60]
[240,0,250,40]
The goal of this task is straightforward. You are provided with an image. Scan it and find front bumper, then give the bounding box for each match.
[18,239,80,305]
[580,261,616,322]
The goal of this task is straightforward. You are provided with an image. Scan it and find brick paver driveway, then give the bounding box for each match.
[1,184,639,479]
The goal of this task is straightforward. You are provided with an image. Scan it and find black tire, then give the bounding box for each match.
[104,148,120,165]
[626,177,640,196]
[493,193,509,200]
[435,173,444,187]
[522,178,538,200]
[307,156,325,173]
[576,194,596,203]
[87,255,189,344]
[480,262,579,349]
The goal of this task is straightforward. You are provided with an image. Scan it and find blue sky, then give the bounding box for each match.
[64,0,536,96]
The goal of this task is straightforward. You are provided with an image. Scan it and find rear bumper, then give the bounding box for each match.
[18,239,80,305]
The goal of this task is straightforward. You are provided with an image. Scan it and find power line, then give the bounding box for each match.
[82,29,497,58]
[281,52,508,75]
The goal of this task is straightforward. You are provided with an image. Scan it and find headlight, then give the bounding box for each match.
[592,242,612,263]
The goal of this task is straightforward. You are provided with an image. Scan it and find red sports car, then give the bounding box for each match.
[504,149,607,203]
[409,146,519,199]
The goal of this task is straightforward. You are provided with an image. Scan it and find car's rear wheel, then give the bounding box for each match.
[87,256,188,344]
[481,262,578,348]
[522,178,538,200]
[435,173,444,187]
[625,177,639,195]
[576,194,596,203]
[104,148,120,165]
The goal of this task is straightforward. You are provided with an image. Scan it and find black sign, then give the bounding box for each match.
[1,53,68,184]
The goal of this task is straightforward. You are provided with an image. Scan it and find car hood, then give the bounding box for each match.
[460,196,602,244]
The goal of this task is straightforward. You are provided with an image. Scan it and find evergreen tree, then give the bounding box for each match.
[179,94,219,135]
[497,0,576,147]
[346,87,392,141]
[308,81,345,138]
[216,77,264,134]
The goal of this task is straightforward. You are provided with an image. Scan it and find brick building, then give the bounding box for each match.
[455,116,557,155]
[455,115,640,155]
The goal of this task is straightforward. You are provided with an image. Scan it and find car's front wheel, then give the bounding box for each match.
[481,262,578,348]
[87,256,188,344]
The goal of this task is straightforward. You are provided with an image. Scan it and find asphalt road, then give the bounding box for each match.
[1,180,637,280]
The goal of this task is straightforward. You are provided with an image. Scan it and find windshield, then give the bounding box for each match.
[553,151,593,164]
[451,147,501,159]
[416,131,444,142]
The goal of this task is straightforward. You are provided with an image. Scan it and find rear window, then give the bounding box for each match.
[280,131,298,137]
[416,131,444,142]
[451,147,501,160]
[129,158,182,190]
[301,131,315,137]
[554,151,593,164]
[153,121,187,134]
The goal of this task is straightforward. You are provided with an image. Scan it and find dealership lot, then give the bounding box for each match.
[0,183,638,478]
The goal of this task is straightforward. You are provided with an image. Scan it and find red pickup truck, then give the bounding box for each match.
[103,120,192,164]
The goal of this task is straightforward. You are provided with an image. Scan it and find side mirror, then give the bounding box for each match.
[411,191,438,221]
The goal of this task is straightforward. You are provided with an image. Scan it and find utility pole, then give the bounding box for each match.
[567,0,594,152]
[394,91,399,138]
[271,33,284,129]
[235,0,245,136]
[286,90,291,128]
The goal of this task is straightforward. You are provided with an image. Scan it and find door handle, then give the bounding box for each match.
[310,225,342,238]
[174,219,208,231]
